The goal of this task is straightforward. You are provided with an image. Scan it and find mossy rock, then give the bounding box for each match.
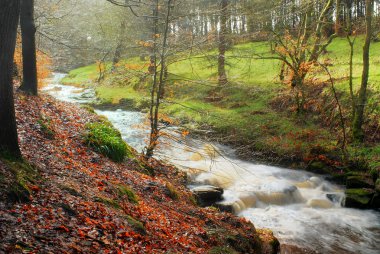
[208,246,238,254]
[345,188,375,208]
[375,179,380,193]
[346,175,374,189]
[225,233,261,254]
[306,161,331,175]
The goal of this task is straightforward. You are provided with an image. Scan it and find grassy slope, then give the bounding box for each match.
[62,37,380,170]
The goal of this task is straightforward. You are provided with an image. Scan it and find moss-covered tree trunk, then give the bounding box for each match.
[19,0,38,95]
[0,0,22,158]
[352,0,373,142]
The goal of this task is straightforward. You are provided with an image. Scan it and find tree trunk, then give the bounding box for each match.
[0,0,22,158]
[218,0,228,86]
[19,0,38,95]
[111,18,127,71]
[352,0,373,142]
[335,0,343,35]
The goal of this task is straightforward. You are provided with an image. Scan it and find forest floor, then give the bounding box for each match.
[62,37,380,209]
[0,89,279,254]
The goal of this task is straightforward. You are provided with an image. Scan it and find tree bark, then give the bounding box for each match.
[0,0,22,158]
[19,0,38,95]
[218,0,228,86]
[352,0,373,142]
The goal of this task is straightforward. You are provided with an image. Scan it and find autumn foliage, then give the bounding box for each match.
[0,91,277,253]
[14,35,52,87]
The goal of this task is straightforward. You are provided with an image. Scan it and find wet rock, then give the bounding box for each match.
[192,185,223,207]
[326,193,343,205]
[307,199,334,209]
[346,175,374,189]
[345,188,375,209]
[214,201,235,213]
[371,193,380,208]
[306,161,331,175]
[375,179,380,193]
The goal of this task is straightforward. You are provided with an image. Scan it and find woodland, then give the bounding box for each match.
[0,0,380,253]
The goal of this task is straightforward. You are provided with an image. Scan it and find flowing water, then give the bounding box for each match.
[43,74,380,254]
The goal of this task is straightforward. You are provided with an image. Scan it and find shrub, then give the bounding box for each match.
[83,122,133,162]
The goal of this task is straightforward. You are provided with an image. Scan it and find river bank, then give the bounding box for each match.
[61,71,380,210]
[44,73,380,253]
[0,82,281,254]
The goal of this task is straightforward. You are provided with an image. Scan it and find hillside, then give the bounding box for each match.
[62,38,380,179]
[0,89,278,254]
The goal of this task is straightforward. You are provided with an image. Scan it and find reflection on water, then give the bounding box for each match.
[44,73,380,254]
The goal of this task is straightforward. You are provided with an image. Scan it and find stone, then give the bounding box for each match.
[192,185,223,207]
[375,179,380,193]
[307,199,334,209]
[306,161,331,175]
[326,193,344,205]
[344,188,375,209]
[346,175,374,189]
[214,201,235,213]
[371,193,380,208]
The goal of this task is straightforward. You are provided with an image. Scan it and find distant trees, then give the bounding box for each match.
[19,0,38,95]
[0,0,22,158]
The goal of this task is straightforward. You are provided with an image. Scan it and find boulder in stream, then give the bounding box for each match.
[192,185,223,207]
[346,175,374,189]
[345,188,375,209]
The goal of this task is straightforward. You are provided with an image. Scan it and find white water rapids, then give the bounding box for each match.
[43,74,380,254]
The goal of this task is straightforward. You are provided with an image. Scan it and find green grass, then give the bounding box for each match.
[83,121,134,162]
[62,64,100,86]
[64,36,380,169]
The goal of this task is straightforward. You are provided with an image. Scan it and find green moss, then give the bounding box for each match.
[125,215,146,234]
[37,116,55,139]
[345,188,374,205]
[116,185,139,204]
[83,122,134,162]
[94,196,121,209]
[346,188,373,196]
[2,160,39,203]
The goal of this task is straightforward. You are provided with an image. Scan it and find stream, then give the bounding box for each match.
[43,73,380,254]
